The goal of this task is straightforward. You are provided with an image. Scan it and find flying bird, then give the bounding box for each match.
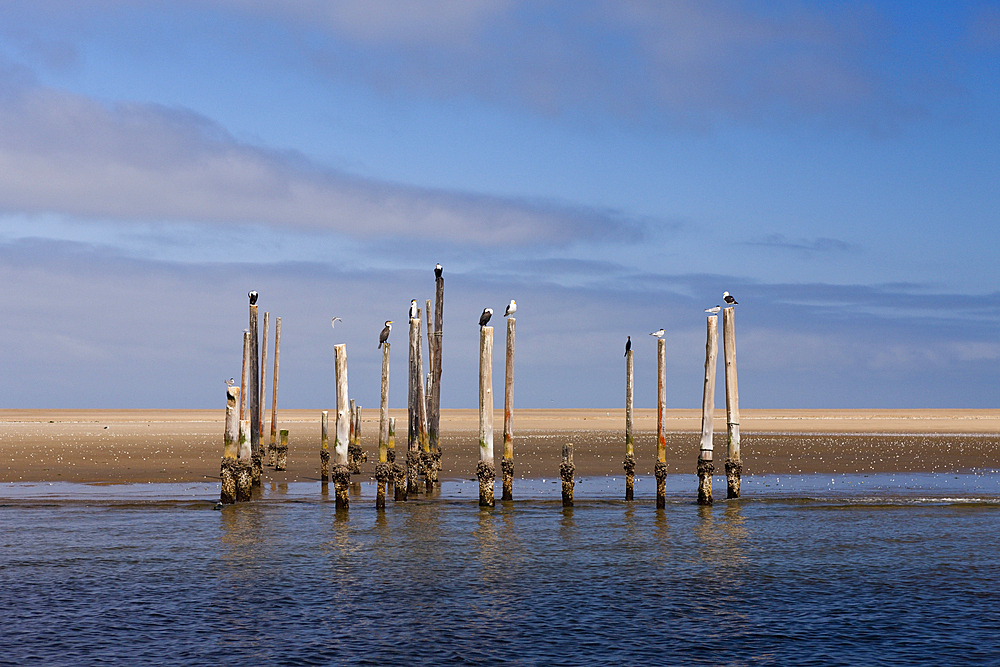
[226,378,235,387]
[479,308,493,328]
[624,336,631,357]
[705,306,721,314]
[723,291,738,305]
[504,300,517,317]
[409,299,418,319]
[331,317,342,329]
[435,263,443,279]
[378,321,393,349]
[248,290,258,305]
[649,329,665,338]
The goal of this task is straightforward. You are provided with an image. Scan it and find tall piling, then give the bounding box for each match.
[502,316,515,501]
[320,410,330,482]
[221,386,240,504]
[478,325,495,507]
[276,429,288,471]
[655,337,668,509]
[723,307,742,498]
[698,315,719,505]
[249,301,261,484]
[407,314,422,494]
[260,311,269,442]
[430,268,444,482]
[561,443,575,507]
[240,330,250,421]
[376,341,391,509]
[236,419,252,502]
[269,317,281,462]
[624,347,636,501]
[333,343,350,510]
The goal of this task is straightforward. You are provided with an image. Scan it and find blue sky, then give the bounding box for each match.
[0,1,997,410]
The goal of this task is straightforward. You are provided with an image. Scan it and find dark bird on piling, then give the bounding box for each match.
[479,308,493,328]
[409,299,418,319]
[650,329,665,338]
[723,291,738,305]
[624,336,631,357]
[434,263,443,279]
[378,321,393,349]
[504,299,516,317]
[705,306,721,314]
[248,290,258,305]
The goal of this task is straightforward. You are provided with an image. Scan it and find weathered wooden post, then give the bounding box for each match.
[624,346,636,501]
[260,311,269,443]
[723,307,742,499]
[561,443,575,507]
[698,315,719,505]
[407,313,423,494]
[221,385,240,504]
[391,417,406,501]
[236,418,252,502]
[320,410,330,482]
[333,343,351,509]
[655,337,668,509]
[375,340,391,509]
[269,317,281,463]
[430,267,444,482]
[478,325,495,507]
[425,299,435,381]
[348,399,364,474]
[240,330,250,421]
[501,315,515,501]
[249,298,261,484]
[276,429,289,471]
[415,313,433,490]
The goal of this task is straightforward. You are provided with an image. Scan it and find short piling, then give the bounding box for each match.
[333,343,350,510]
[276,429,288,471]
[478,325,495,507]
[221,385,240,504]
[655,337,668,509]
[698,315,719,506]
[269,317,281,464]
[624,347,636,501]
[502,315,515,501]
[377,341,390,509]
[561,443,575,507]
[723,307,742,499]
[320,410,330,481]
[390,417,406,501]
[348,400,365,474]
[236,419,252,502]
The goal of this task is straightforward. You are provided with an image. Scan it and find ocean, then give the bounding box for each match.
[3,473,999,665]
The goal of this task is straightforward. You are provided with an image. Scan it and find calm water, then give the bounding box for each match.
[3,474,1000,666]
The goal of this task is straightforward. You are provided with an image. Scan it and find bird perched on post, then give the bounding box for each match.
[705,306,721,314]
[649,329,665,338]
[723,291,738,305]
[409,299,418,320]
[504,300,516,317]
[378,321,393,349]
[434,263,443,279]
[624,336,631,357]
[226,378,235,387]
[479,308,493,328]
[248,290,258,305]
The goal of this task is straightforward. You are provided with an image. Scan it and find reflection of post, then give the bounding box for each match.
[333,343,350,510]
[655,338,667,509]
[478,325,495,507]
[502,316,515,501]
[723,307,742,499]
[561,443,575,507]
[698,316,719,506]
[376,342,391,510]
[624,347,635,501]
[221,386,240,504]
[276,429,288,471]
[320,410,329,482]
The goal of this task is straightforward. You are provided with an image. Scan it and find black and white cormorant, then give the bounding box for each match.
[409,299,418,319]
[378,321,393,349]
[248,290,258,305]
[504,300,516,317]
[435,263,443,279]
[723,291,738,305]
[479,308,493,328]
[624,336,631,357]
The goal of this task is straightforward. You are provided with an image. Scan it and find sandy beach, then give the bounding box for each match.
[1,408,997,484]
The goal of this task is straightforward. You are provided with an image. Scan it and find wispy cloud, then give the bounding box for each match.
[747,233,861,255]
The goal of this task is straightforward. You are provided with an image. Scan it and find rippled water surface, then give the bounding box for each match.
[3,475,1000,666]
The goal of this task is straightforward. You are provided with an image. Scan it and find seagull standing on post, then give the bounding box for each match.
[650,329,665,338]
[723,291,738,305]
[504,300,516,317]
[378,321,392,349]
[705,306,721,314]
[479,308,493,328]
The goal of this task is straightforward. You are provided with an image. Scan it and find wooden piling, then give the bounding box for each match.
[561,443,575,507]
[333,343,350,510]
[276,429,288,471]
[501,316,515,501]
[348,399,363,474]
[723,307,742,499]
[655,337,668,509]
[425,299,435,379]
[415,312,432,491]
[624,347,636,501]
[478,325,495,507]
[240,330,250,421]
[390,417,406,501]
[269,317,281,460]
[698,315,719,506]
[236,419,252,502]
[376,340,391,509]
[429,269,444,479]
[320,410,330,482]
[260,311,269,441]
[249,303,261,483]
[221,386,240,504]
[407,314,422,494]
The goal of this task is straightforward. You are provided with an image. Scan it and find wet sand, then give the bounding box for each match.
[1,408,997,484]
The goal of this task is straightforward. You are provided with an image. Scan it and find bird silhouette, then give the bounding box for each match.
[434,263,443,279]
[479,308,493,328]
[248,290,258,305]
[331,317,342,329]
[378,321,393,349]
[624,336,631,357]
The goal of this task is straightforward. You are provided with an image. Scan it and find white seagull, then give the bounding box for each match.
[225,377,235,387]
[705,306,721,314]
[649,329,665,338]
[504,300,517,317]
[331,317,342,329]
[723,291,738,305]
[409,299,418,319]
